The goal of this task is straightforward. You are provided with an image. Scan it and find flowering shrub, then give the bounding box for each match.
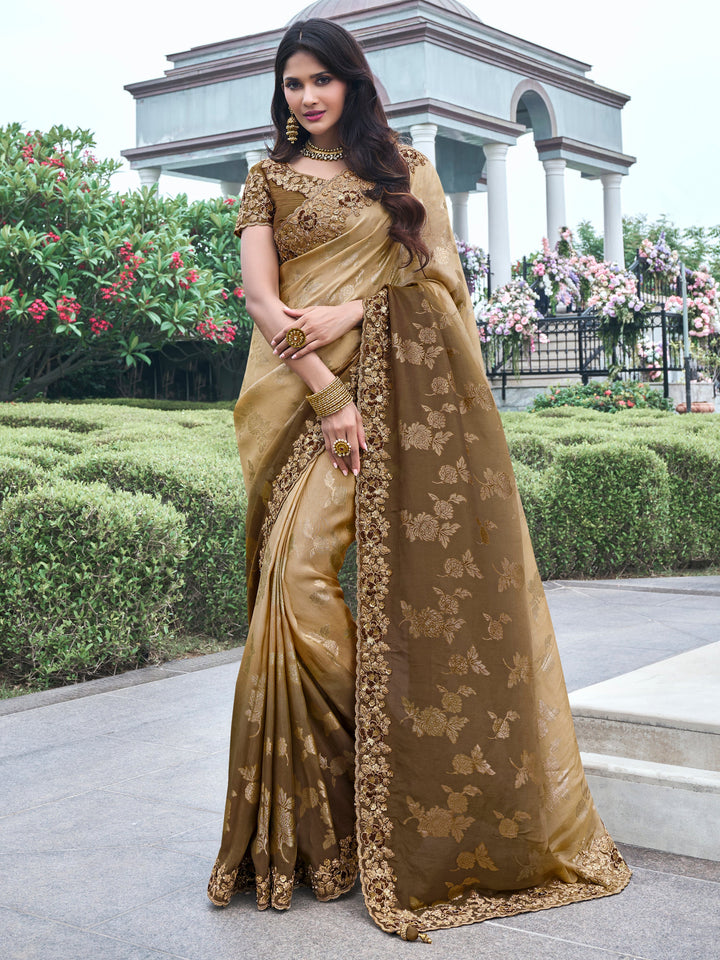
[0,123,250,400]
[196,317,237,343]
[455,237,488,302]
[530,378,673,413]
[477,278,546,370]
[638,231,681,283]
[665,270,720,340]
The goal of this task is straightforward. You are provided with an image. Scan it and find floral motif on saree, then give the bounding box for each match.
[208,146,631,937]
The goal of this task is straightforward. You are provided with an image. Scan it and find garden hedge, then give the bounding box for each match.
[0,480,188,688]
[506,407,720,577]
[0,401,718,690]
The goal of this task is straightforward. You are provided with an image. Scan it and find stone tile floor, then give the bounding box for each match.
[2,577,719,960]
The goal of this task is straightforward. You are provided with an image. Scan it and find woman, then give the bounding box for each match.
[208,17,631,941]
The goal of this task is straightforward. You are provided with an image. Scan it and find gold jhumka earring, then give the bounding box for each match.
[286,112,299,144]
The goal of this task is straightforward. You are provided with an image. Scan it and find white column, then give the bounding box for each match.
[450,192,470,242]
[483,142,512,289]
[542,158,567,245]
[137,166,161,189]
[601,172,624,266]
[410,123,437,167]
[245,148,267,168]
[220,180,242,198]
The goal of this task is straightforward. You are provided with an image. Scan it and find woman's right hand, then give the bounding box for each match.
[321,402,367,476]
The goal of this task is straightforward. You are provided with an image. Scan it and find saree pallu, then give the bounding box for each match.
[208,148,631,938]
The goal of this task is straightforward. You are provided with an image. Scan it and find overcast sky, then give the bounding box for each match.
[2,0,718,257]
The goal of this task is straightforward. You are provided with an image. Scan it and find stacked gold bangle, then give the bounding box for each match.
[306,377,353,418]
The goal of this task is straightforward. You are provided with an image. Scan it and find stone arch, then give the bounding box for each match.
[510,80,558,141]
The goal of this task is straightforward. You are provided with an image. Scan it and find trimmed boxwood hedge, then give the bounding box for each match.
[61,449,248,642]
[506,407,720,577]
[0,480,188,688]
[0,400,718,690]
[521,442,672,577]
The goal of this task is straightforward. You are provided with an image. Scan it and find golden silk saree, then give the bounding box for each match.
[207,146,631,940]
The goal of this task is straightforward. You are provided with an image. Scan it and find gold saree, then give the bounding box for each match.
[207,147,631,939]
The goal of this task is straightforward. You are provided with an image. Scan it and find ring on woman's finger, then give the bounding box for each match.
[286,328,306,348]
[332,438,351,458]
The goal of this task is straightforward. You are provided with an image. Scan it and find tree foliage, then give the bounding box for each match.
[0,123,250,401]
[575,215,720,279]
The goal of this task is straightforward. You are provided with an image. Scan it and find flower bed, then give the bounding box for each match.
[530,379,673,413]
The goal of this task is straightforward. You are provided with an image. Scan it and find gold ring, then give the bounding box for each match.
[332,438,351,458]
[286,328,306,349]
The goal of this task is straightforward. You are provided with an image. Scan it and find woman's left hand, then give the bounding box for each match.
[271,300,363,359]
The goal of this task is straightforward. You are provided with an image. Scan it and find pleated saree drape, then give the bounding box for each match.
[207,147,631,939]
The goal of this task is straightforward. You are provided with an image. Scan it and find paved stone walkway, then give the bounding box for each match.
[2,577,719,960]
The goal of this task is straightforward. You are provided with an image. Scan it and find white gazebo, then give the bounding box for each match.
[123,0,635,285]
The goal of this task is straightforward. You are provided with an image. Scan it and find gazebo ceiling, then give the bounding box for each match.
[288,0,482,25]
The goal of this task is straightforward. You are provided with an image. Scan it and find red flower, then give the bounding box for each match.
[170,251,184,269]
[89,316,112,336]
[196,316,237,343]
[0,294,13,313]
[56,296,81,324]
[233,286,244,298]
[28,299,49,323]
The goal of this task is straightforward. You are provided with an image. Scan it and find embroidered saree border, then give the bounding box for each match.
[354,289,631,938]
[208,836,358,910]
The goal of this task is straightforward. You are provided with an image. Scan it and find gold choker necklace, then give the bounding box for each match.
[301,141,344,161]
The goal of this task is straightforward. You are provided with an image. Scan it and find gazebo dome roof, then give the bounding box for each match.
[288,0,482,26]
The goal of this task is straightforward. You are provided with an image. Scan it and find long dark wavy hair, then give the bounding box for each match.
[270,18,430,268]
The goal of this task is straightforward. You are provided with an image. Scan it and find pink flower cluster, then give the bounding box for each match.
[89,316,112,336]
[233,286,244,298]
[196,317,237,343]
[585,261,644,320]
[455,238,488,300]
[638,232,680,282]
[477,278,547,351]
[21,135,36,163]
[28,299,48,323]
[663,269,720,337]
[101,244,146,302]
[44,232,61,245]
[56,296,81,324]
[0,294,13,313]
[178,268,200,291]
[170,251,184,269]
[636,335,663,380]
[531,237,585,310]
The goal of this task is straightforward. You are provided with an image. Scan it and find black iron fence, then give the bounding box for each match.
[481,310,686,401]
[481,255,689,399]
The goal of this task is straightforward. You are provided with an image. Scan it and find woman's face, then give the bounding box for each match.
[282,50,347,146]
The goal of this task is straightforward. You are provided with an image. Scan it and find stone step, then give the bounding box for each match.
[581,752,720,861]
[570,641,720,861]
[570,640,720,771]
[572,713,720,772]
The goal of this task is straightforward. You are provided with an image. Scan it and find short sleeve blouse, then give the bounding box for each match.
[233,163,274,237]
